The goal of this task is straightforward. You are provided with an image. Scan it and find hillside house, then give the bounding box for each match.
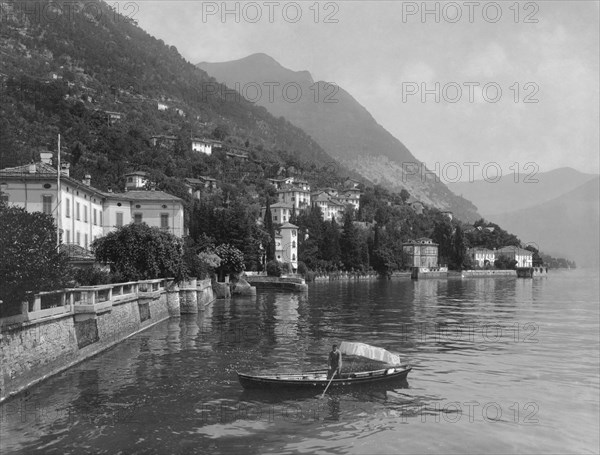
[311,192,345,222]
[261,202,293,224]
[150,135,177,148]
[125,171,149,190]
[191,138,214,155]
[278,185,311,210]
[184,176,217,199]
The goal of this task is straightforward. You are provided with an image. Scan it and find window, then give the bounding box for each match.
[75,201,80,220]
[100,211,103,226]
[84,234,88,249]
[273,215,278,221]
[76,231,81,246]
[42,195,52,215]
[83,206,88,223]
[65,198,70,217]
[134,213,142,224]
[127,177,133,183]
[160,213,169,230]
[93,208,97,225]
[65,230,70,243]
[116,212,123,227]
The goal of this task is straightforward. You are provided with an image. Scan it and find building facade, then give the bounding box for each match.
[261,202,293,224]
[0,162,185,250]
[275,222,299,271]
[402,238,439,268]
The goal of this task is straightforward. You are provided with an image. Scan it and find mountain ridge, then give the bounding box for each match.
[488,176,600,267]
[197,54,481,222]
[448,167,599,216]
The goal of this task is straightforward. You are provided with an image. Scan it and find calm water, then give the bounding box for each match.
[1,269,599,454]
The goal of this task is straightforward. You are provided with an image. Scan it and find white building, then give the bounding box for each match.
[311,191,345,222]
[191,138,213,155]
[275,222,298,271]
[261,201,293,224]
[277,185,311,210]
[125,171,149,190]
[0,161,185,250]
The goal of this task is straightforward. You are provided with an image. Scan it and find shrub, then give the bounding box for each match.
[266,260,282,277]
[73,266,112,286]
[0,205,72,315]
[93,223,188,282]
[297,261,308,276]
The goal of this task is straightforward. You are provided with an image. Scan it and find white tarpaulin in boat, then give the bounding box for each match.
[339,342,401,365]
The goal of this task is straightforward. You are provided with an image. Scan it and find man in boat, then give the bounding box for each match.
[327,344,343,379]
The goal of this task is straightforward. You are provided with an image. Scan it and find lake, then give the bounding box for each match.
[1,269,598,454]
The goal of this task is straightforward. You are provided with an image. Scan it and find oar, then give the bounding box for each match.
[320,369,337,399]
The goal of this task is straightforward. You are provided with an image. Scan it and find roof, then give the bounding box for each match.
[270,202,293,209]
[279,222,298,229]
[105,190,183,202]
[151,135,177,140]
[125,171,148,177]
[0,162,107,197]
[278,186,309,193]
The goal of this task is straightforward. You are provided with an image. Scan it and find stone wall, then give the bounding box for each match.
[461,270,517,277]
[0,278,215,402]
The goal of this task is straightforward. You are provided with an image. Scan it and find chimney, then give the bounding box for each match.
[60,163,70,177]
[82,174,91,186]
[28,162,37,174]
[40,152,53,165]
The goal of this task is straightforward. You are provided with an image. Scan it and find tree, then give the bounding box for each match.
[0,205,72,315]
[263,197,275,261]
[213,243,245,280]
[432,221,453,267]
[451,224,466,270]
[340,213,363,270]
[212,124,230,141]
[93,223,187,282]
[494,255,517,270]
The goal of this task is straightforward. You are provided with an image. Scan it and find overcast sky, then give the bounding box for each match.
[123,1,599,180]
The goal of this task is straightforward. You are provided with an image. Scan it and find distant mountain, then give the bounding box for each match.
[447,167,598,216]
[488,177,600,268]
[197,54,480,222]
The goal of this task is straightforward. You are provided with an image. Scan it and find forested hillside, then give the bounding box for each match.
[0,0,339,191]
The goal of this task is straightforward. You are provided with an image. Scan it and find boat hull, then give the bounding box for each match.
[237,366,411,390]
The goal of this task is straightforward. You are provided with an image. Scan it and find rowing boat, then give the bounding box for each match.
[237,341,411,391]
[237,365,412,390]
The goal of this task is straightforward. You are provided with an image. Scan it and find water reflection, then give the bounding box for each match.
[1,271,598,454]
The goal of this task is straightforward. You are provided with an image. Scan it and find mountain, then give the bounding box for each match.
[197,54,480,222]
[447,167,599,216]
[0,1,339,189]
[488,177,600,268]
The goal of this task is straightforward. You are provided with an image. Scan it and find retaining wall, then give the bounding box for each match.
[0,278,215,402]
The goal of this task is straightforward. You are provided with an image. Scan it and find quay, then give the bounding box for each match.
[0,278,215,402]
[243,274,308,291]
